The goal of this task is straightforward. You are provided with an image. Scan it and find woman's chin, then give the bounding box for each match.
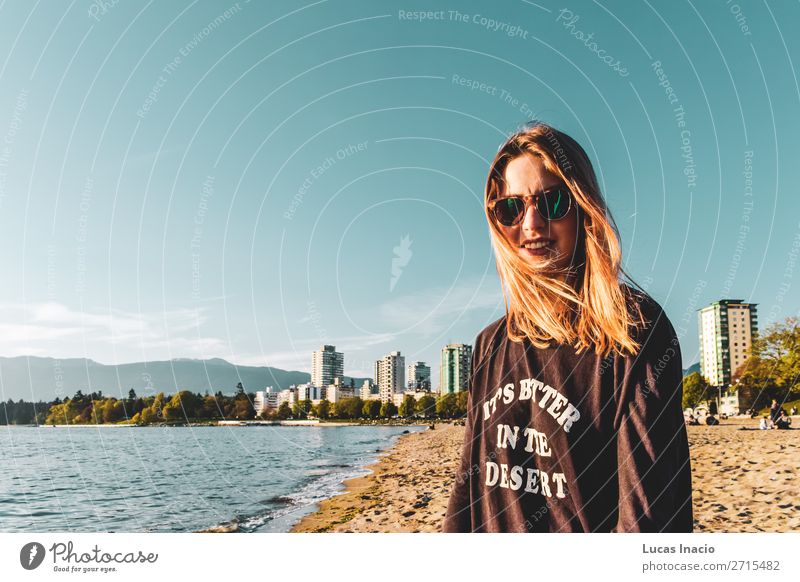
[518,248,554,267]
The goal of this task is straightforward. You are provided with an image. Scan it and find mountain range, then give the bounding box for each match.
[0,356,369,402]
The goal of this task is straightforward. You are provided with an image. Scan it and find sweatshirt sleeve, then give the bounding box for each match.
[441,336,481,533]
[613,308,694,532]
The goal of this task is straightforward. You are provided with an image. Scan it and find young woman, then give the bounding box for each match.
[442,123,693,533]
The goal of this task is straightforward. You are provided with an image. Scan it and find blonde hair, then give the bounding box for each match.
[485,122,647,357]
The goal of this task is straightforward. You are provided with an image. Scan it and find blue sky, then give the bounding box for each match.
[0,0,798,384]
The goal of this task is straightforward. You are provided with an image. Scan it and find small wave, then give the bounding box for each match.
[265,495,296,505]
[210,430,413,532]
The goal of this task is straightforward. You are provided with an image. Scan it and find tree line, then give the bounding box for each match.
[0,382,470,425]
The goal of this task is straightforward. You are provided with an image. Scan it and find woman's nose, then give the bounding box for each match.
[521,199,547,231]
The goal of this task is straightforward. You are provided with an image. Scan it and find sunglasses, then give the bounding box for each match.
[488,183,573,227]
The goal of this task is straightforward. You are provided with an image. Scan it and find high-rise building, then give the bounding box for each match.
[311,345,343,388]
[254,388,278,414]
[278,387,299,407]
[326,383,357,404]
[297,383,323,402]
[374,351,405,403]
[440,343,472,394]
[698,299,758,387]
[406,361,431,391]
[360,379,379,401]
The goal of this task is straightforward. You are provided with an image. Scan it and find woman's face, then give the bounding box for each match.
[496,153,581,277]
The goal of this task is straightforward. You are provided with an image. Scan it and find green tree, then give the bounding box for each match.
[162,403,181,421]
[682,372,711,410]
[380,401,398,418]
[139,406,157,425]
[738,317,799,395]
[168,391,201,419]
[151,393,166,419]
[292,398,313,418]
[314,399,331,419]
[202,394,222,419]
[45,401,72,425]
[455,391,469,417]
[108,399,126,423]
[436,393,458,418]
[234,397,255,420]
[415,395,437,419]
[77,403,93,423]
[363,399,381,419]
[399,395,416,418]
[276,401,292,420]
[335,397,364,419]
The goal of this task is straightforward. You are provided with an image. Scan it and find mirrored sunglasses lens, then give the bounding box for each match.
[495,198,525,225]
[539,189,568,220]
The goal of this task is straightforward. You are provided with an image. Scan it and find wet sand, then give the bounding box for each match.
[290,418,799,533]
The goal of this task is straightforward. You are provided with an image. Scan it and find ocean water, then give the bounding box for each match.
[0,424,423,533]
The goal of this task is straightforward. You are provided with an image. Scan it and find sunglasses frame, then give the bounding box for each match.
[487,183,574,227]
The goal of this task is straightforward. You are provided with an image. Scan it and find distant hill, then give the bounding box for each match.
[0,356,370,402]
[683,362,701,377]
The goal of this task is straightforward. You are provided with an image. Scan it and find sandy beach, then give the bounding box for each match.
[290,418,799,533]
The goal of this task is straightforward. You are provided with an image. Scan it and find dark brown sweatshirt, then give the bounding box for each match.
[442,286,693,533]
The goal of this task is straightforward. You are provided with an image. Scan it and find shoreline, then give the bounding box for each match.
[198,423,430,534]
[16,420,432,428]
[291,422,462,532]
[291,418,800,533]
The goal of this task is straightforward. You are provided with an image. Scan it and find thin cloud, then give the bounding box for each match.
[0,302,223,363]
[375,276,503,336]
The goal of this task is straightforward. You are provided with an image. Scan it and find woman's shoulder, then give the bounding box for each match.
[621,282,662,316]
[470,315,509,365]
[474,315,507,348]
[621,283,671,327]
[619,283,679,357]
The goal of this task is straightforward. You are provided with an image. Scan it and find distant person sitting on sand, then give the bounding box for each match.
[759,416,769,430]
[791,406,797,416]
[442,123,693,534]
[769,399,781,425]
[775,410,792,430]
[705,415,719,426]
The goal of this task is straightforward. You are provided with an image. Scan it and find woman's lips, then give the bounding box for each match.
[520,241,553,256]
